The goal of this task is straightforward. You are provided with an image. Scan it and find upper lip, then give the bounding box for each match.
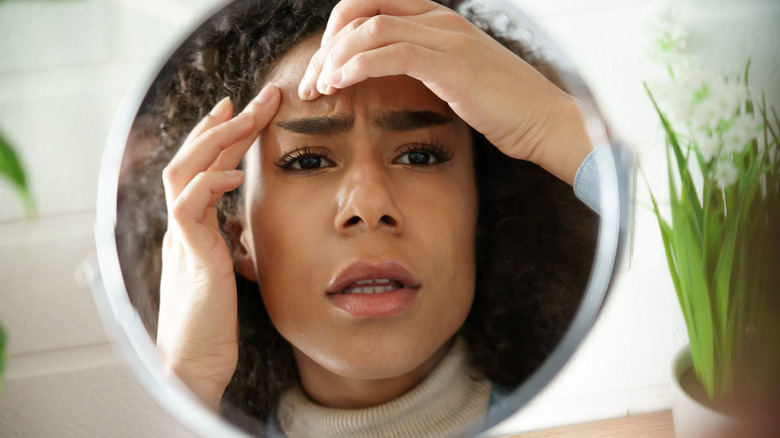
[326,259,422,294]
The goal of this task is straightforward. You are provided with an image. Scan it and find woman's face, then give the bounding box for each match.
[236,37,478,397]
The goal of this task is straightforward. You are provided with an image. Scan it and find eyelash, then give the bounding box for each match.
[273,140,453,172]
[396,140,453,166]
[273,146,333,171]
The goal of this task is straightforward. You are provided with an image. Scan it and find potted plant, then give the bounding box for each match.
[644,36,780,438]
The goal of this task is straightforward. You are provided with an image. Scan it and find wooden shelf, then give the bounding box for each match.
[506,411,674,438]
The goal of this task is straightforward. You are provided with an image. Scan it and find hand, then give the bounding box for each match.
[298,0,591,185]
[156,84,281,409]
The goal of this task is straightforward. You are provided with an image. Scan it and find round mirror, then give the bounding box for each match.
[93,0,630,436]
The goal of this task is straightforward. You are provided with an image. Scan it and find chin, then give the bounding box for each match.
[317,335,454,381]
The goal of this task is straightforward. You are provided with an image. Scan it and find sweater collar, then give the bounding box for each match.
[275,337,491,438]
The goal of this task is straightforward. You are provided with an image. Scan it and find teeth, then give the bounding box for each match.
[355,278,391,285]
[344,284,400,295]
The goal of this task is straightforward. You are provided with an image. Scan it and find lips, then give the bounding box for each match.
[326,259,421,295]
[326,259,421,317]
[342,278,402,295]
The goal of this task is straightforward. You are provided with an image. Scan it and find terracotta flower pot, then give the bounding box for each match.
[670,344,741,438]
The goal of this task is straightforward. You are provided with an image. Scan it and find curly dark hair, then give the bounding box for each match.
[115,0,598,429]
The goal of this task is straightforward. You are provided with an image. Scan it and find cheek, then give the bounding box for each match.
[247,184,333,321]
[410,165,478,306]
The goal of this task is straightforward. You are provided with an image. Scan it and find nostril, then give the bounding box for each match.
[380,215,396,226]
[345,216,361,226]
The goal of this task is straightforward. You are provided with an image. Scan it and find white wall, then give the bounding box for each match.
[1,0,777,436]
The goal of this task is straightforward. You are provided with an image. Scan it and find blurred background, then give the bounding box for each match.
[0,0,777,436]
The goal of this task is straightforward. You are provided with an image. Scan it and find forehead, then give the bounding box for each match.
[264,36,455,121]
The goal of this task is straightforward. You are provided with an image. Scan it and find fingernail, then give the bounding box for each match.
[298,82,312,100]
[316,75,328,94]
[210,96,230,116]
[254,83,277,105]
[326,69,342,87]
[224,170,243,178]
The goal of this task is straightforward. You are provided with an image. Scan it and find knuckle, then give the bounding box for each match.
[162,162,179,184]
[351,52,369,72]
[327,47,342,68]
[310,52,326,70]
[199,125,219,144]
[170,197,189,221]
[190,171,209,187]
[346,17,363,33]
[436,10,468,28]
[392,44,414,70]
[365,15,389,36]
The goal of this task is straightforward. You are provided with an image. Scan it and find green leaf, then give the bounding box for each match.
[0,131,36,217]
[645,84,704,237]
[0,323,5,395]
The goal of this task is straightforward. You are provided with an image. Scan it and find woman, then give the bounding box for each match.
[116,0,599,436]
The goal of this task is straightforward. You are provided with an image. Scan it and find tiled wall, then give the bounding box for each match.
[1,0,777,436]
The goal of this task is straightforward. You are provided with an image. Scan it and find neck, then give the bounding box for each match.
[292,338,453,409]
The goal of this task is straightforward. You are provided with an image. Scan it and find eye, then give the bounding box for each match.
[289,155,333,170]
[397,150,436,165]
[395,141,452,166]
[274,147,334,172]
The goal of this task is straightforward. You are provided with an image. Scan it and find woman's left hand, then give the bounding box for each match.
[298,0,591,185]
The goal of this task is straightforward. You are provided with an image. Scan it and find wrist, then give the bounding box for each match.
[527,95,592,186]
[160,351,230,411]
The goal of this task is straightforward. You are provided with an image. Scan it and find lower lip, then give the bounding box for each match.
[327,287,418,318]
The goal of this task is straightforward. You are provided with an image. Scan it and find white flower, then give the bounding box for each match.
[644,19,690,79]
[713,159,739,189]
[653,20,688,53]
[723,113,763,154]
[690,97,725,131]
[666,69,718,127]
[709,80,749,114]
[695,134,721,162]
[676,69,715,104]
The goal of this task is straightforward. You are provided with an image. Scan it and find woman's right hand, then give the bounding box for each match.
[156,84,281,409]
[298,0,592,186]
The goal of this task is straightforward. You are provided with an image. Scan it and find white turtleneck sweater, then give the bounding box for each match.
[272,338,492,438]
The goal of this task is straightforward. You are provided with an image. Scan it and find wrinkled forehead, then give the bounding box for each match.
[264,35,456,121]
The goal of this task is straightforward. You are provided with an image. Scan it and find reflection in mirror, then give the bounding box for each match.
[103,0,620,436]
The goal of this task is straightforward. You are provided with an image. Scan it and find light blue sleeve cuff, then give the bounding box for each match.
[573,143,609,214]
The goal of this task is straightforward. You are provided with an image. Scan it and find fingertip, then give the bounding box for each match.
[209,96,231,116]
[316,75,329,95]
[298,60,322,100]
[224,169,243,179]
[254,83,280,105]
[297,81,312,100]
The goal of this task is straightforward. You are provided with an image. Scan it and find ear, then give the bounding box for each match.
[224,215,257,282]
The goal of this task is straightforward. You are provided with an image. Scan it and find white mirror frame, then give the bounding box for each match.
[91,1,632,436]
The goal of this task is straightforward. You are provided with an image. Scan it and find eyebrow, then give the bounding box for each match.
[375,110,452,131]
[275,110,451,135]
[275,115,354,135]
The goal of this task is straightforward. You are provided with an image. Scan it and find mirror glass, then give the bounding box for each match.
[93,0,629,436]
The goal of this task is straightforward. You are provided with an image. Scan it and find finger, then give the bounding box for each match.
[163,99,256,203]
[182,96,233,147]
[302,8,465,100]
[299,16,370,100]
[314,14,453,95]
[211,83,281,171]
[320,43,451,97]
[169,170,244,229]
[322,0,438,43]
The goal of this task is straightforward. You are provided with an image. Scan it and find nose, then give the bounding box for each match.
[334,162,404,236]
